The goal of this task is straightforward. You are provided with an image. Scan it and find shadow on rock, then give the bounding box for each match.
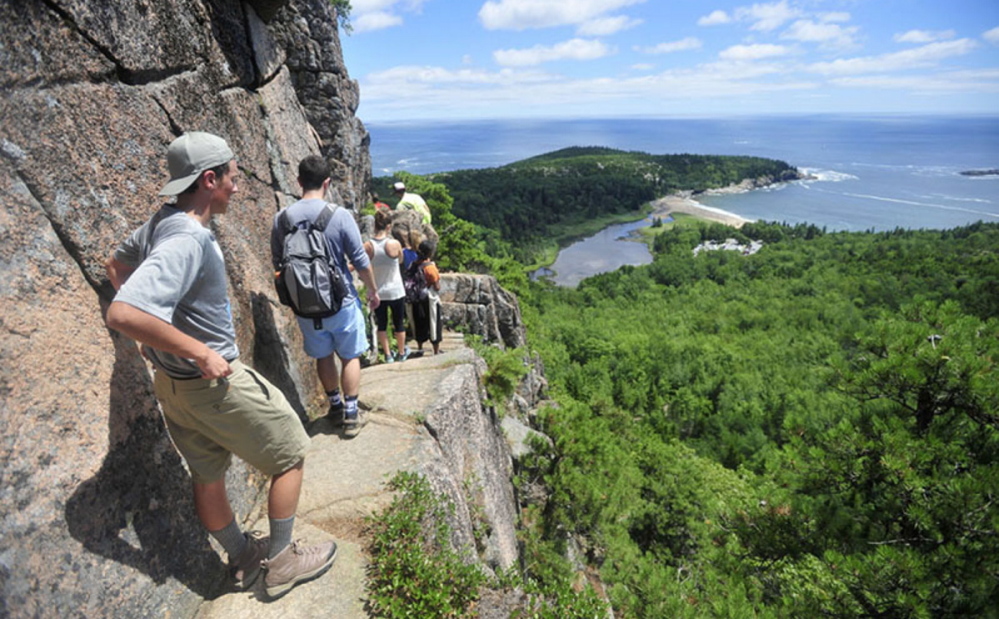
[251,292,310,425]
[306,415,352,439]
[65,326,228,608]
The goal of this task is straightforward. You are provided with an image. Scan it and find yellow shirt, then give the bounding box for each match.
[396,192,432,224]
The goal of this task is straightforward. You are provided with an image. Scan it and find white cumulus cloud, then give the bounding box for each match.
[810,39,979,75]
[719,43,791,61]
[479,0,646,31]
[698,10,731,26]
[894,29,956,44]
[782,19,858,49]
[736,0,800,32]
[819,12,851,23]
[493,38,614,66]
[829,69,999,94]
[635,37,703,55]
[984,26,999,45]
[366,65,554,88]
[353,11,403,33]
[349,0,427,32]
[577,15,643,36]
[351,0,404,11]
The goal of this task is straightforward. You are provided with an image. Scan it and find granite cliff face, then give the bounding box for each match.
[0,0,365,615]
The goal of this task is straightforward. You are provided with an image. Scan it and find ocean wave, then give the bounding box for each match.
[847,162,965,178]
[922,193,994,205]
[963,174,999,182]
[798,168,858,183]
[759,183,790,193]
[909,165,962,178]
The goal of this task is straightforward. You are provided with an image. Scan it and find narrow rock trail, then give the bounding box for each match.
[195,331,469,618]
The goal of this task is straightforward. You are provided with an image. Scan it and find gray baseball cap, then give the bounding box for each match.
[159,132,235,196]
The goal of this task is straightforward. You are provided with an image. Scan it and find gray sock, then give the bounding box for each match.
[269,515,295,559]
[209,518,247,559]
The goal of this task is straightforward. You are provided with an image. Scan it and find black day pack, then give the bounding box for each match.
[403,260,428,303]
[275,203,349,328]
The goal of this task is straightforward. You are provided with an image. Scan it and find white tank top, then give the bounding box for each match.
[371,236,405,301]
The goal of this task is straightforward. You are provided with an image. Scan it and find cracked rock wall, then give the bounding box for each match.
[0,0,369,615]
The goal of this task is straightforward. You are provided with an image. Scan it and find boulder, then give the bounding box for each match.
[439,273,527,350]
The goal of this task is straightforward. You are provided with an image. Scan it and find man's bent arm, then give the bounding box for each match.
[106,302,231,378]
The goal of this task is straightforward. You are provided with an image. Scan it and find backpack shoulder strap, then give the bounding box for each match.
[312,203,340,232]
[405,259,420,277]
[279,208,295,235]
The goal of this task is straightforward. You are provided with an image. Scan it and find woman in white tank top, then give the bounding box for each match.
[364,211,409,362]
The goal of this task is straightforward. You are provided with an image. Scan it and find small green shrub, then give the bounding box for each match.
[366,472,486,618]
[467,335,530,409]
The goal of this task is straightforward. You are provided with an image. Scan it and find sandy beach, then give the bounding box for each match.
[650,192,752,228]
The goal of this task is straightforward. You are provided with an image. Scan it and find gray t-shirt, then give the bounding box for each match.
[114,206,239,379]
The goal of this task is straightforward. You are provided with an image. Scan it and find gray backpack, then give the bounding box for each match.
[274,204,349,328]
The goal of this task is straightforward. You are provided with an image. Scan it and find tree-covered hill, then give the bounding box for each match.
[375,147,800,263]
[435,147,798,246]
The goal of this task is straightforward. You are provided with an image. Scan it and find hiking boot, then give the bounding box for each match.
[342,408,368,438]
[230,531,269,590]
[262,539,338,599]
[327,402,344,427]
[398,346,411,362]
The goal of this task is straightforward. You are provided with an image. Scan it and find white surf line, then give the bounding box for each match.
[923,194,994,205]
[839,191,999,219]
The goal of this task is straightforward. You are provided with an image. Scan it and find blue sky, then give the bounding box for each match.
[339,0,999,122]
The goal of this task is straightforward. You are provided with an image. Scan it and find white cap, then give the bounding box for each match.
[393,182,405,191]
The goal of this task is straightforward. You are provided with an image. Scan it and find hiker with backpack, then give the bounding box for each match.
[106,133,337,599]
[364,210,410,363]
[270,155,380,438]
[407,239,443,356]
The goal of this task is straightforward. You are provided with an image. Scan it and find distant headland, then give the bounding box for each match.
[960,169,999,177]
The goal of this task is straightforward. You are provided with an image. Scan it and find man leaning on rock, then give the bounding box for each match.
[105,132,336,599]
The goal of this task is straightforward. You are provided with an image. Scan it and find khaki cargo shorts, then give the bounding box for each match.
[153,360,310,484]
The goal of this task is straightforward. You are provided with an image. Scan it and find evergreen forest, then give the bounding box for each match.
[374,152,999,617]
[521,221,999,617]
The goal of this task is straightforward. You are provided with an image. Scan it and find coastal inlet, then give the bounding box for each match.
[533,194,752,287]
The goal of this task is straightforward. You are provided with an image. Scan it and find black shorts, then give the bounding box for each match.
[374,297,406,332]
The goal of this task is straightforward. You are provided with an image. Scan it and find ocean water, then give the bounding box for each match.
[369,115,999,232]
